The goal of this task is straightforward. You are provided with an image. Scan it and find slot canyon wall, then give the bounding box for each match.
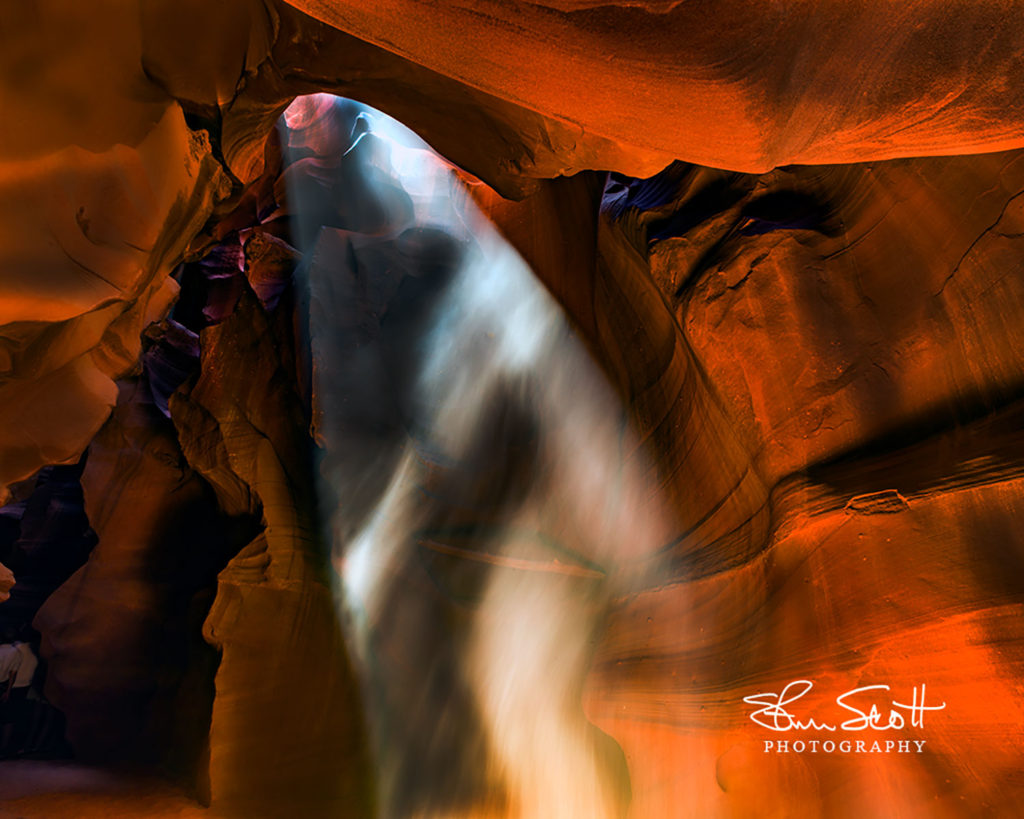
[2,2,1024,817]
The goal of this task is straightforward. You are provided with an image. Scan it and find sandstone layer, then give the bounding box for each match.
[2,3,1024,818]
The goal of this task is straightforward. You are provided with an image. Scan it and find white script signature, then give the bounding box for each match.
[744,680,946,731]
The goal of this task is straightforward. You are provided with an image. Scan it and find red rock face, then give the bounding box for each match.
[659,153,1024,484]
[3,3,1024,818]
[287,0,1024,173]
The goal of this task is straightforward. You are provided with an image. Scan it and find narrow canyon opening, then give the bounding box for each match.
[0,95,675,819]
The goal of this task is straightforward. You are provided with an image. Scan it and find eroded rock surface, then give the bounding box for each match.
[4,3,1024,818]
[170,283,371,817]
[32,372,232,782]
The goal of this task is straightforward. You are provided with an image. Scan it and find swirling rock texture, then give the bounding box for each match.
[2,1,1024,817]
[584,152,1024,817]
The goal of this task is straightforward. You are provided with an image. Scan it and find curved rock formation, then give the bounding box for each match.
[288,0,1024,174]
[3,3,1024,818]
[582,149,1024,818]
[32,373,230,779]
[6,0,1024,504]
